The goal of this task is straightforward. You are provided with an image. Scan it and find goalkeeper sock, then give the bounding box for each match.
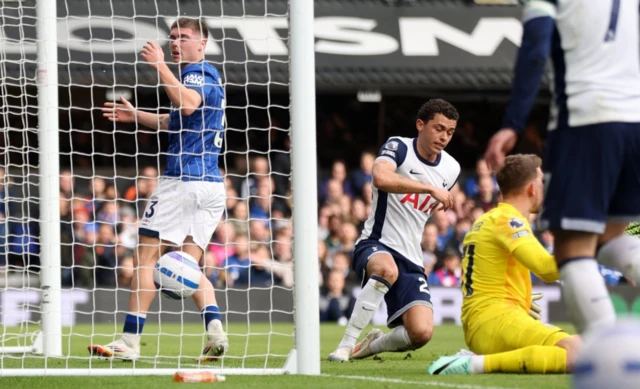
[202,305,222,330]
[368,325,412,354]
[123,312,146,335]
[338,276,390,349]
[481,345,567,374]
[560,258,616,333]
[597,234,640,284]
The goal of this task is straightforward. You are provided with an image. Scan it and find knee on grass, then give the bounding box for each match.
[406,325,433,349]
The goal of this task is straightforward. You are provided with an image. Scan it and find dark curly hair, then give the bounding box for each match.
[416,99,460,122]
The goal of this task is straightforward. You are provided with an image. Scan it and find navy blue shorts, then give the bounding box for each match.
[352,239,433,328]
[540,122,640,234]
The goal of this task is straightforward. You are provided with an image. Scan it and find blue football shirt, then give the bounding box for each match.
[165,60,225,182]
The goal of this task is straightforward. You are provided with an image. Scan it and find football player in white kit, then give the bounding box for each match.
[328,99,460,362]
[485,0,640,334]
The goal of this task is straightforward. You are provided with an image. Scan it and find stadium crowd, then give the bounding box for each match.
[0,137,628,324]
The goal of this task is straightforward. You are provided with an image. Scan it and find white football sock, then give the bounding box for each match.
[560,258,616,333]
[121,333,141,347]
[369,325,412,354]
[337,276,390,349]
[471,355,486,374]
[597,234,640,284]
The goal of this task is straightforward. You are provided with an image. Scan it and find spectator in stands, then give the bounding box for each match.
[59,169,75,199]
[473,175,499,212]
[324,178,344,206]
[240,156,269,199]
[318,205,332,240]
[328,250,358,287]
[330,222,358,258]
[123,166,158,218]
[249,219,270,243]
[0,167,8,267]
[428,249,462,287]
[85,177,107,215]
[8,217,39,270]
[229,201,249,236]
[431,211,453,251]
[318,239,329,272]
[209,221,237,268]
[118,206,138,251]
[325,214,342,250]
[445,217,472,255]
[422,223,445,271]
[464,159,498,198]
[320,270,355,324]
[351,151,375,197]
[225,234,250,287]
[338,194,352,218]
[320,160,354,203]
[60,192,74,284]
[350,198,367,231]
[247,243,275,286]
[97,201,119,224]
[226,181,239,213]
[272,228,294,288]
[361,182,373,205]
[470,207,485,222]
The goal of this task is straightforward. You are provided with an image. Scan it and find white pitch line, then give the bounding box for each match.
[323,374,521,389]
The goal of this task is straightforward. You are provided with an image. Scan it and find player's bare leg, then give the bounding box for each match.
[554,230,616,333]
[89,235,166,360]
[353,305,433,360]
[182,236,228,362]
[597,222,640,285]
[328,252,397,362]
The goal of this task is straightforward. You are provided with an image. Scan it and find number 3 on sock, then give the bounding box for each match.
[418,277,430,294]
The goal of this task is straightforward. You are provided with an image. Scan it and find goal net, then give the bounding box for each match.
[0,0,318,376]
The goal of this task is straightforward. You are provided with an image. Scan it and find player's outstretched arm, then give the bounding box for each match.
[140,41,202,116]
[372,159,453,210]
[102,96,169,130]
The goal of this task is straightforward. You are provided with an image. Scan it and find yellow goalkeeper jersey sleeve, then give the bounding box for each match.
[460,202,559,327]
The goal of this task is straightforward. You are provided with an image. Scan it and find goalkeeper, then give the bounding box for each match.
[429,155,580,375]
[89,17,228,361]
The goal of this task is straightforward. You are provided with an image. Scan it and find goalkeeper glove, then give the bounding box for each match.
[529,293,543,320]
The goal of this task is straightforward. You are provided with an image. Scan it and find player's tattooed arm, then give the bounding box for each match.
[372,158,454,210]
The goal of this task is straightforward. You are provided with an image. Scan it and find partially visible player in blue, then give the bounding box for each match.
[89,17,228,361]
[484,0,640,334]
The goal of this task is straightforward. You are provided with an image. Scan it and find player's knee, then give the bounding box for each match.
[369,264,398,285]
[407,325,433,349]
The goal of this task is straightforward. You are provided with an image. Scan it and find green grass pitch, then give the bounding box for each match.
[1,323,574,389]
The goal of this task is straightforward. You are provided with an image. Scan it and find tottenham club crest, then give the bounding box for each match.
[385,141,399,151]
[509,217,524,229]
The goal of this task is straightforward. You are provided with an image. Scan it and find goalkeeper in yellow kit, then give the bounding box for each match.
[428,155,581,375]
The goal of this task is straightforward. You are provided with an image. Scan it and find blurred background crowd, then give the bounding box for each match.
[0,98,629,324]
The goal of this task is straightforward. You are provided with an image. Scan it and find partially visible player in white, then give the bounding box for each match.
[485,0,640,333]
[88,18,228,361]
[328,99,460,362]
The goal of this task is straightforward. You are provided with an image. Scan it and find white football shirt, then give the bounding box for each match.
[359,136,461,269]
[525,0,640,129]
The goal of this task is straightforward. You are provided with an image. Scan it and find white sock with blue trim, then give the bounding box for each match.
[337,276,390,349]
[560,258,616,333]
[369,325,412,354]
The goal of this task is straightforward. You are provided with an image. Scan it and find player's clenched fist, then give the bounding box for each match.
[140,41,165,69]
[430,187,454,211]
[102,96,136,123]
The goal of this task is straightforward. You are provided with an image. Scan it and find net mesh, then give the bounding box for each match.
[0,0,294,371]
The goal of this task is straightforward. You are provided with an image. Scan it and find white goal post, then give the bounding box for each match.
[0,0,319,376]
